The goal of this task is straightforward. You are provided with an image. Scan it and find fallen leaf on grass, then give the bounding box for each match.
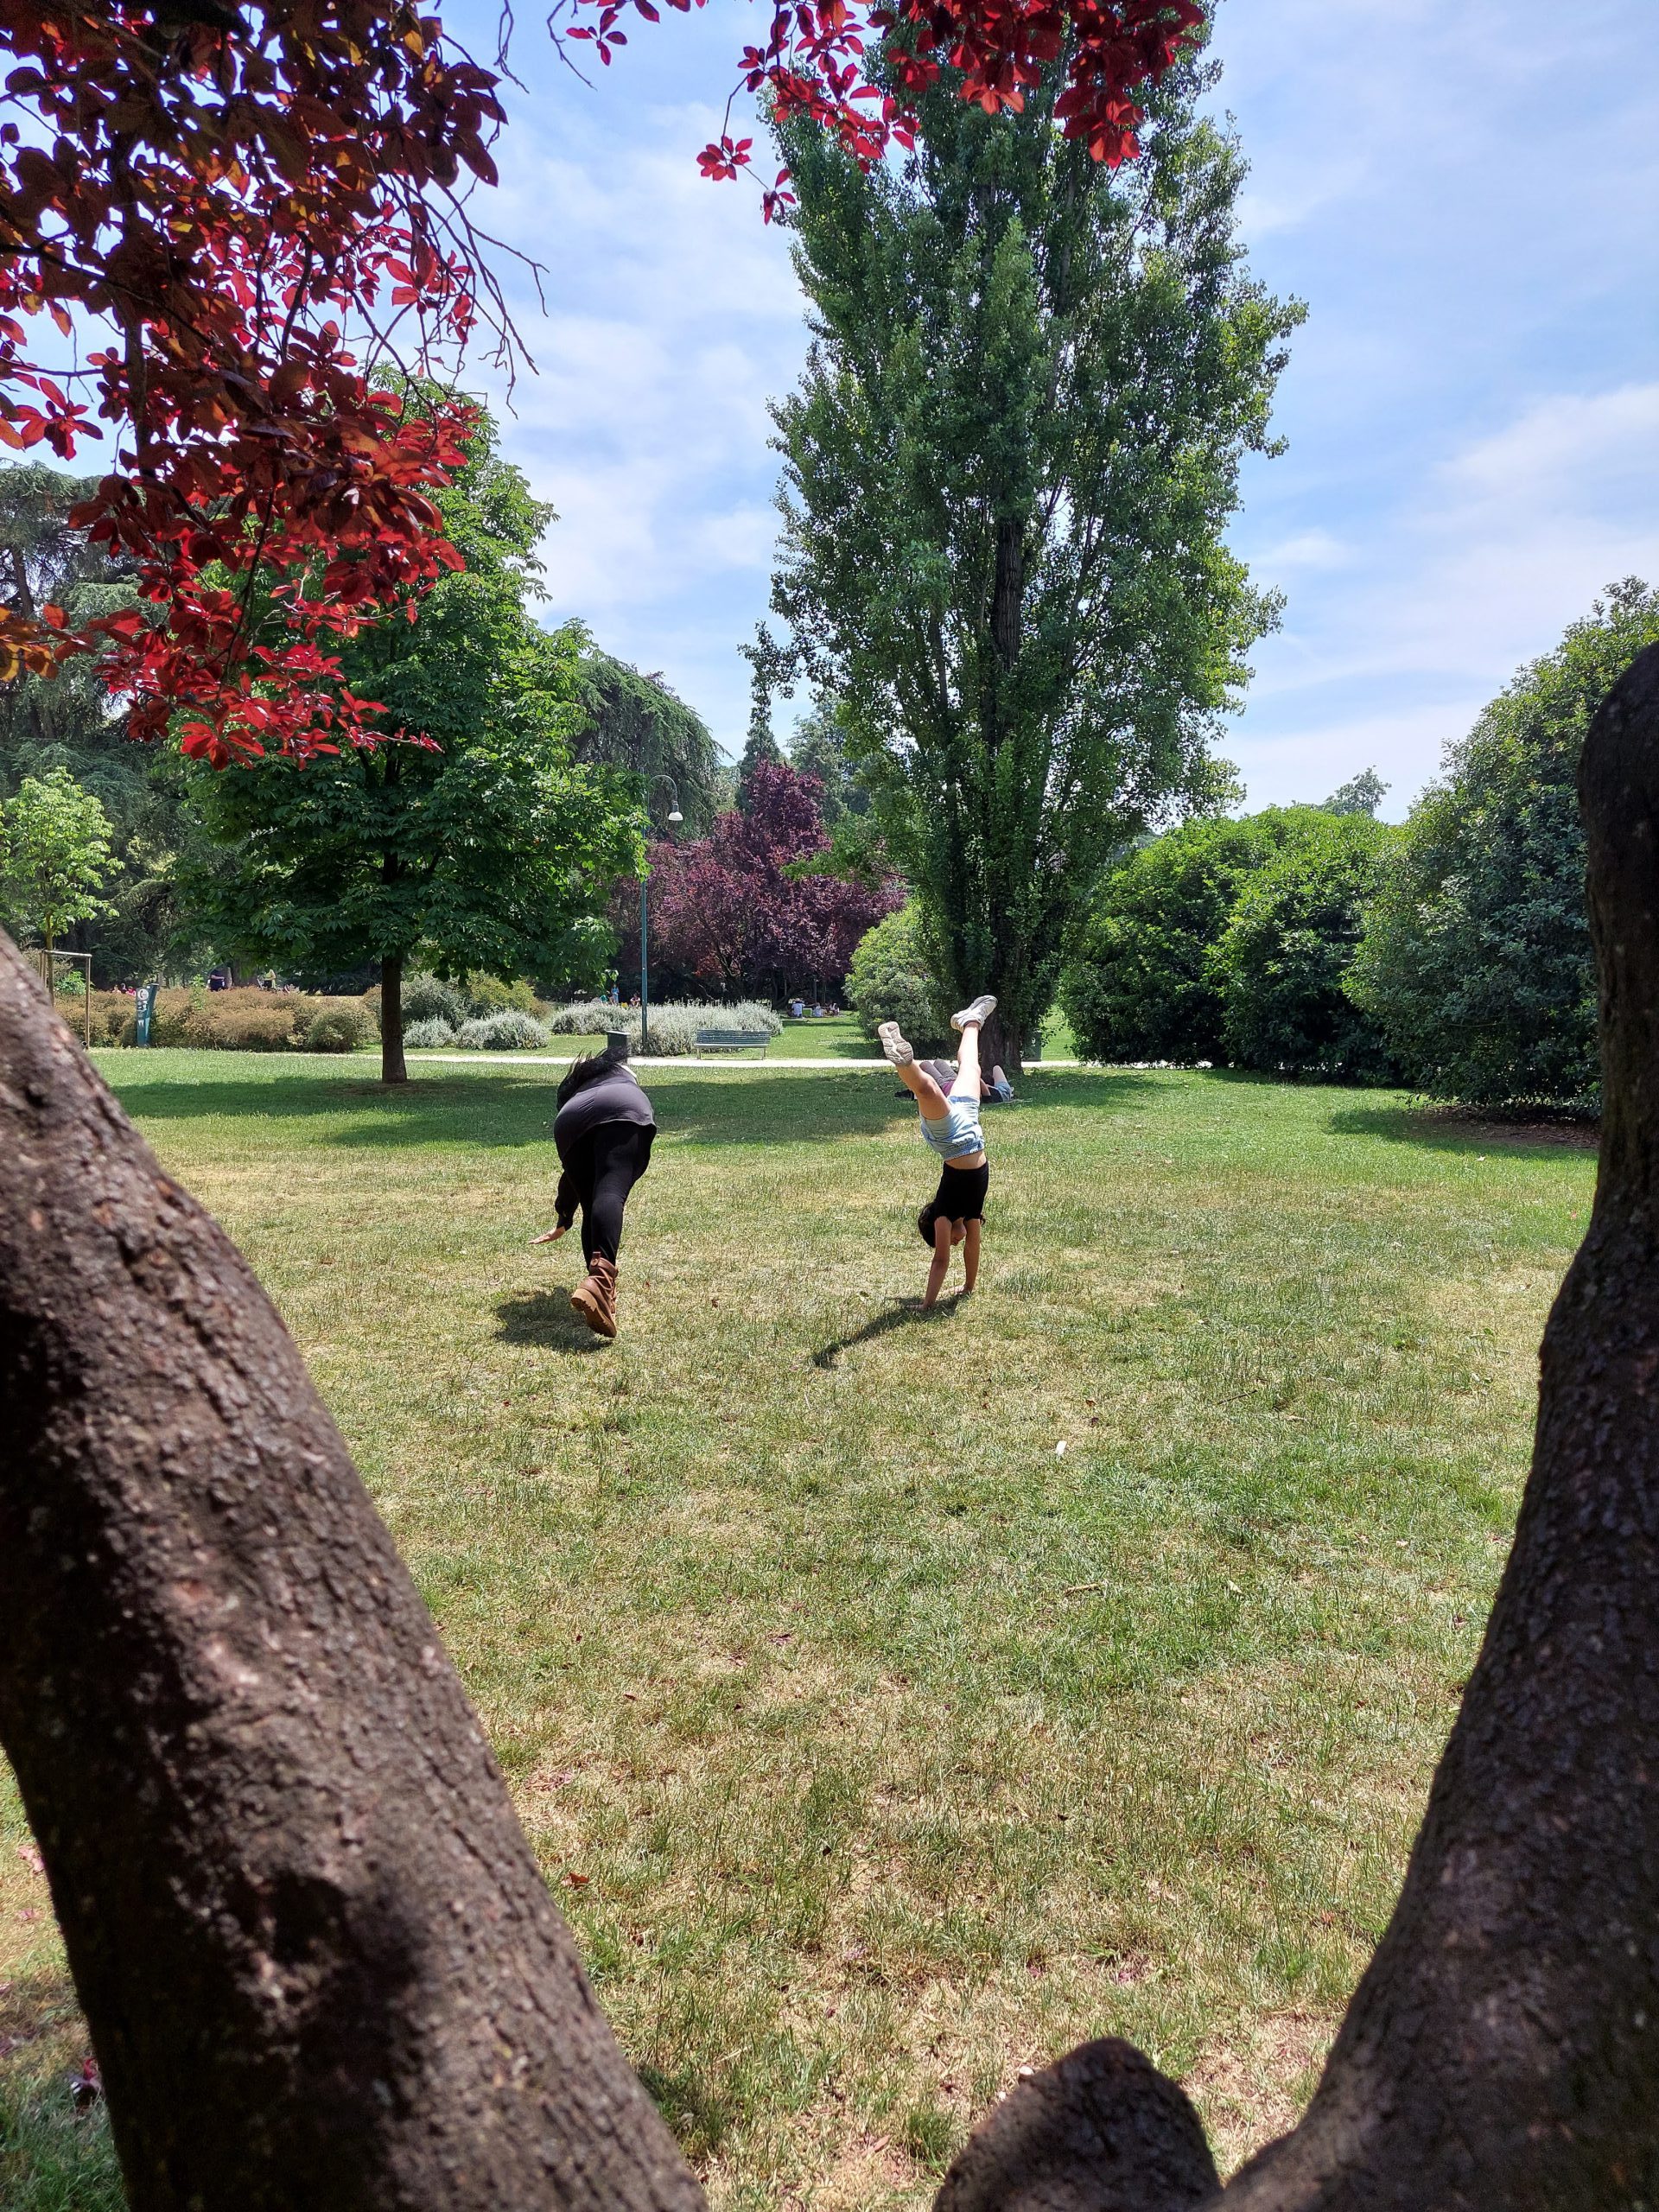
[565,1871,590,1888]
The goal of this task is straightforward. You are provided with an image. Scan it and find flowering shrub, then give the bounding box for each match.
[404,1017,459,1049]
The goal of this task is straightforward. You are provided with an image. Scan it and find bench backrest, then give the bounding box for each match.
[696,1029,769,1047]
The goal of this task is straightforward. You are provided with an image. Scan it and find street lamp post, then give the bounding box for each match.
[639,775,683,1053]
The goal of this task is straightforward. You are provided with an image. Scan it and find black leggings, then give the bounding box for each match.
[564,1122,653,1267]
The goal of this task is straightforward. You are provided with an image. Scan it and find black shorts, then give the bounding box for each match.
[918,1158,989,1241]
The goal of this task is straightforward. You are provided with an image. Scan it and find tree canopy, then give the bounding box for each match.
[180,403,639,1079]
[624,760,898,1001]
[0,763,115,957]
[764,29,1300,1065]
[562,631,724,836]
[1348,578,1659,1109]
[0,0,1197,763]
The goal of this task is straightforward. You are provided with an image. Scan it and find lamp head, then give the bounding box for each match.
[667,807,683,824]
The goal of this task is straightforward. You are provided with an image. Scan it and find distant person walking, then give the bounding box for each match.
[533,1040,655,1338]
[878,992,997,1310]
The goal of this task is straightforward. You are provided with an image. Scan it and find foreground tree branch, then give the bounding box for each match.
[938,639,1659,2208]
[0,929,705,2211]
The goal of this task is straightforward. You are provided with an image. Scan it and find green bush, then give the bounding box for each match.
[465,971,543,1015]
[1347,579,1659,1109]
[303,1003,370,1053]
[402,972,470,1028]
[1059,815,1304,1063]
[845,902,951,1048]
[1213,814,1397,1077]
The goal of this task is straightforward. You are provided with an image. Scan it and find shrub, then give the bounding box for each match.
[1347,579,1659,1109]
[455,1009,551,1051]
[1060,815,1303,1063]
[402,972,470,1028]
[404,1016,458,1048]
[304,1003,370,1053]
[846,903,951,1048]
[543,998,620,1037]
[540,999,782,1049]
[465,972,543,1016]
[1213,814,1397,1078]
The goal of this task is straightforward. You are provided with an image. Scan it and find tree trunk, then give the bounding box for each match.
[979,1006,1020,1079]
[937,640,1659,2207]
[381,950,407,1085]
[0,928,705,2212]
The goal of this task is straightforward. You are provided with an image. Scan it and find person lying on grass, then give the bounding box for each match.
[879,993,996,1311]
[531,1038,654,1340]
[918,1057,1014,1104]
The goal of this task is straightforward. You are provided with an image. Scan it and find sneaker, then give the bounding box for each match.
[951,993,997,1032]
[878,1020,914,1066]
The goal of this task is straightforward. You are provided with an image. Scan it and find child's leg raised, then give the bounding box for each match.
[894,1058,951,1119]
[951,1020,982,1098]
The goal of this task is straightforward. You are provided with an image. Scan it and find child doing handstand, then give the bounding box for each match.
[879,993,996,1310]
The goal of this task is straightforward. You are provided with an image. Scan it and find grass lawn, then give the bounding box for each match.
[1,1053,1593,2209]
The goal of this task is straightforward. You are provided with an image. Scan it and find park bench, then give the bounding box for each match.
[695,1026,771,1055]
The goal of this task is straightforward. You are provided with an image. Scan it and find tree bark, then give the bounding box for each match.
[381,950,407,1085]
[938,640,1659,2207]
[0,928,706,2212]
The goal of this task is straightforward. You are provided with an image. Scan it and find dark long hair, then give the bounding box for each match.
[556,1037,628,1109]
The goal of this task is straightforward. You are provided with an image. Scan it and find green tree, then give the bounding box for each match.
[1,461,207,983]
[737,670,785,813]
[1348,580,1659,1109]
[1215,810,1396,1077]
[764,32,1300,1066]
[1060,810,1300,1063]
[560,628,723,836]
[1324,766,1389,818]
[788,695,869,827]
[844,898,952,1046]
[181,404,639,1082]
[0,764,116,961]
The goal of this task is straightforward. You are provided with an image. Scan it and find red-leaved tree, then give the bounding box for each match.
[0,1,523,763]
[623,760,899,998]
[0,0,1202,764]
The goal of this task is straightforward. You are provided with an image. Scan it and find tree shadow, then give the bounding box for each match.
[100,1062,1159,1156]
[1326,1101,1599,1161]
[811,1294,963,1370]
[493,1291,611,1352]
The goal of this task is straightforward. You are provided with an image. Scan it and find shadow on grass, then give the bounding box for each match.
[1327,1102,1599,1161]
[811,1294,963,1370]
[103,1064,1158,1154]
[493,1290,610,1353]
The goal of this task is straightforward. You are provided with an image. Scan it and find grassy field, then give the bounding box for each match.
[1,1053,1594,2208]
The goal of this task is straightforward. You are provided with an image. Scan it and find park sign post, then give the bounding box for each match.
[134,984,156,1047]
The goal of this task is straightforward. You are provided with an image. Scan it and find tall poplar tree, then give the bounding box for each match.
[765,22,1300,1064]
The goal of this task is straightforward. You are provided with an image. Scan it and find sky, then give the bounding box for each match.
[448,0,1659,815]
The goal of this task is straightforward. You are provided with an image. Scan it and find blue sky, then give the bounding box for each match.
[449,0,1659,815]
